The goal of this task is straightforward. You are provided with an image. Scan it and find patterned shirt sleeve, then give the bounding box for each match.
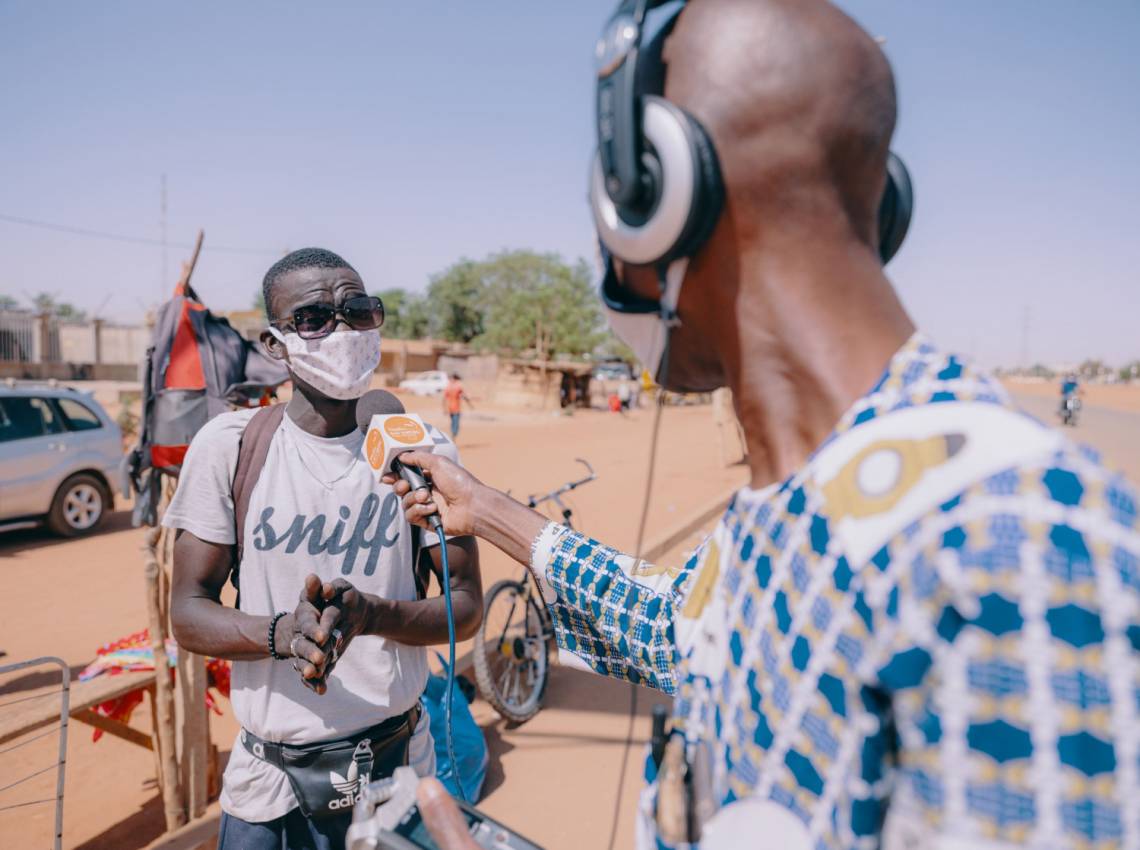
[530,523,708,694]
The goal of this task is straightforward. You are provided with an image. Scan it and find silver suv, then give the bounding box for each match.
[0,381,122,536]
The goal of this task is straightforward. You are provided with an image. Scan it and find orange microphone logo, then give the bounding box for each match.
[365,428,386,470]
[383,416,427,445]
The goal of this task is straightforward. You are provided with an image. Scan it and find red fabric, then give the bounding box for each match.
[166,299,206,390]
[85,628,232,743]
[608,393,622,412]
[151,444,188,469]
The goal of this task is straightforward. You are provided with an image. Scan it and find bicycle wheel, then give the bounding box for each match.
[473,579,549,723]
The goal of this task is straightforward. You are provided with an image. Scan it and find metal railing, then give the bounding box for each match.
[0,310,42,362]
[0,657,69,850]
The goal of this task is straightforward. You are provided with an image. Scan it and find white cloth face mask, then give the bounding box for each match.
[268,327,381,400]
[602,259,687,385]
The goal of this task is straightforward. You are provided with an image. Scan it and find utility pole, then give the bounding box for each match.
[1020,305,1031,370]
[161,174,168,296]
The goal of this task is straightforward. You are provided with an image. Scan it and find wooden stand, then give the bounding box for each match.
[145,527,187,832]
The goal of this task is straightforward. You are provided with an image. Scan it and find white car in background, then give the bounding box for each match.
[398,370,450,396]
[0,382,122,536]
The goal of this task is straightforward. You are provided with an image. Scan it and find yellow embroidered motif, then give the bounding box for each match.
[822,434,965,519]
[681,539,721,619]
[631,559,684,580]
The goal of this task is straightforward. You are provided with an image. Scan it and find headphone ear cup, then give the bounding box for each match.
[590,96,725,267]
[668,103,725,262]
[878,151,914,264]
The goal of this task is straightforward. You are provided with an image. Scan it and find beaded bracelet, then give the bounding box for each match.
[268,611,289,660]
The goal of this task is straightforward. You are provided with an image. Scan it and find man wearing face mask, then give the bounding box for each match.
[165,248,482,849]
[391,1,1140,848]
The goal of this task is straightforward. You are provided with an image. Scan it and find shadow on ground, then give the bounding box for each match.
[0,662,87,695]
[0,510,138,557]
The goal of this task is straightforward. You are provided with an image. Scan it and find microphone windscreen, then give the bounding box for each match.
[355,389,406,433]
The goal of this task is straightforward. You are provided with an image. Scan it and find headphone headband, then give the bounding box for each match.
[594,0,651,208]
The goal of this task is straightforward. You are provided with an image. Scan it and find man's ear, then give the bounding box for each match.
[261,328,287,361]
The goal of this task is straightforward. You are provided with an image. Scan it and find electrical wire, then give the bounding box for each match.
[605,390,668,850]
[0,213,280,256]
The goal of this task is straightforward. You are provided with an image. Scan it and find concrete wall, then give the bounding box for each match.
[5,314,150,369]
[0,361,138,381]
[59,322,96,363]
[100,325,150,365]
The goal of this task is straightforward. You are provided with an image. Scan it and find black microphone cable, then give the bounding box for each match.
[606,388,668,850]
[605,260,680,850]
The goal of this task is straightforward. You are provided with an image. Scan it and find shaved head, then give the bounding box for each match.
[665,0,897,250]
[612,0,915,480]
[615,0,907,395]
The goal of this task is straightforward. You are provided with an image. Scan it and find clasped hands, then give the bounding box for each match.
[273,574,368,694]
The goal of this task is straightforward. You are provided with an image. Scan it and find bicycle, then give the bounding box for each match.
[473,458,596,723]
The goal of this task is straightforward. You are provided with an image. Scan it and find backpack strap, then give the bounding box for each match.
[231,404,286,598]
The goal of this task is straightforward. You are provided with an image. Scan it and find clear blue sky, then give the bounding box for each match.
[2,1,1137,367]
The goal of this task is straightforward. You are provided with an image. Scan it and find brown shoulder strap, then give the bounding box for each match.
[232,404,286,576]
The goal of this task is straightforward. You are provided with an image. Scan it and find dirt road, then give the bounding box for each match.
[1013,392,1140,480]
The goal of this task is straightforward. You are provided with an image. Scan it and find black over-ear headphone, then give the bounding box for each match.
[591,0,914,297]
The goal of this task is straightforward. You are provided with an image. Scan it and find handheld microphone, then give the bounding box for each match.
[355,390,442,532]
[353,390,464,800]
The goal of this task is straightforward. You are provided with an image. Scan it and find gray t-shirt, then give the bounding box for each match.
[163,407,453,821]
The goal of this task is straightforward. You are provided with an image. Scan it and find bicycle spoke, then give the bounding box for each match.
[495,598,520,647]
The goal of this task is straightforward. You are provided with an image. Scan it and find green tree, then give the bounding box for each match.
[31,292,86,321]
[0,294,19,310]
[426,260,487,343]
[374,288,430,339]
[1078,359,1107,380]
[474,252,605,359]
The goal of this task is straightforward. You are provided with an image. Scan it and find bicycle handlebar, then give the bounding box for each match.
[526,458,597,509]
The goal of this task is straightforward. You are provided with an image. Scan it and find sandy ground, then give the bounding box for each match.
[0,391,747,850]
[1004,377,1140,416]
[2,384,1135,849]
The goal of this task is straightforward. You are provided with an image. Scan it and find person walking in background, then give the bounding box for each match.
[617,379,632,411]
[442,373,471,439]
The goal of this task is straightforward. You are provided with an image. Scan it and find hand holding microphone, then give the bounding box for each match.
[381,449,482,537]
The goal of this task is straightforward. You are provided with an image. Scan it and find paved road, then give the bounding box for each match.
[1013,393,1140,480]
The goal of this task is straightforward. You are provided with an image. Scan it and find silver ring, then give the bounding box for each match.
[331,628,343,648]
[290,635,303,658]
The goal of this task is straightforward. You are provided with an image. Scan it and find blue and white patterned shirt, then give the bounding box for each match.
[529,335,1139,849]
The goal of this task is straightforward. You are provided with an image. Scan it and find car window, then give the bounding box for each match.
[0,396,63,442]
[57,397,103,431]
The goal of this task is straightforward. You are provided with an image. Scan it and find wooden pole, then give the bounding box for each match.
[145,527,186,831]
[157,481,210,820]
[173,230,204,298]
[177,649,209,819]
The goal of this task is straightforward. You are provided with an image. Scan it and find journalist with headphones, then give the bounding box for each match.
[400,1,1139,848]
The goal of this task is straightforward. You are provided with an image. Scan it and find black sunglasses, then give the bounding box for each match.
[276,295,385,340]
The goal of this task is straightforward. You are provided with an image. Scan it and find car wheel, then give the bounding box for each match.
[47,474,109,537]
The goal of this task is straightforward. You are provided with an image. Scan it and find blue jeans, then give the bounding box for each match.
[217,809,350,850]
[450,412,461,438]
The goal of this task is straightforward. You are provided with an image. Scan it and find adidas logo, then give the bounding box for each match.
[327,739,373,811]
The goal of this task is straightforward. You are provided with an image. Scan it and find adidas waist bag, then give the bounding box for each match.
[240,705,419,818]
